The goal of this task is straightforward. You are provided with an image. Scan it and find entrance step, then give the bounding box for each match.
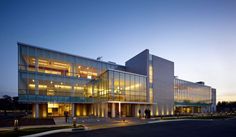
[53,117,68,125]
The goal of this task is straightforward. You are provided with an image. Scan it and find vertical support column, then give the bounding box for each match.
[35,80,39,95]
[34,76,39,119]
[104,103,108,118]
[101,103,104,117]
[71,63,76,77]
[35,57,39,95]
[112,103,116,118]
[95,104,98,116]
[118,102,121,117]
[35,103,39,118]
[153,104,158,116]
[97,103,100,117]
[134,104,139,117]
[35,57,39,72]
[93,104,96,116]
[141,105,145,116]
[150,105,153,116]
[71,85,75,97]
[72,103,75,117]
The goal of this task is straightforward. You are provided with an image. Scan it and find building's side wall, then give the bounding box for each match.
[211,88,217,112]
[125,49,149,76]
[152,56,174,116]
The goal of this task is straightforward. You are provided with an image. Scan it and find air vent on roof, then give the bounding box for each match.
[108,61,116,64]
[97,56,102,61]
[196,81,205,85]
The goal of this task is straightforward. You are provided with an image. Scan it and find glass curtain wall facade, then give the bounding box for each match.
[18,43,125,117]
[174,78,212,114]
[90,69,147,102]
[18,42,216,118]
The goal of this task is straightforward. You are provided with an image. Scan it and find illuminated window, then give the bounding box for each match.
[54,85,72,89]
[28,84,47,89]
[149,65,153,83]
[149,88,153,103]
[47,90,55,96]
[87,75,92,79]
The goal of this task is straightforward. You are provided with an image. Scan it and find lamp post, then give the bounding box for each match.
[72,117,77,128]
[14,119,19,131]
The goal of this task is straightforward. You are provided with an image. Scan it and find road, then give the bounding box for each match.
[44,118,236,137]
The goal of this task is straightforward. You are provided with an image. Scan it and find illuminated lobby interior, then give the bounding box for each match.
[18,42,216,118]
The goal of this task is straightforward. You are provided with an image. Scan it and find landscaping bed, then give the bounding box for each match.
[0,126,71,137]
[0,118,55,127]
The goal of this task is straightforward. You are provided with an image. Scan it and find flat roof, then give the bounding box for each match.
[17,42,125,67]
[107,68,147,77]
[175,78,211,88]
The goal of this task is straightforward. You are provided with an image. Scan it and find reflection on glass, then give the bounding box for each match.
[90,70,147,102]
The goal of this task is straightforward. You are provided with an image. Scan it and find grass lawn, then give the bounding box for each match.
[160,115,235,120]
[0,126,72,137]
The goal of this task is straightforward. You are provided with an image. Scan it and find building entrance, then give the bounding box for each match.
[175,106,201,114]
[108,103,135,117]
[47,103,72,117]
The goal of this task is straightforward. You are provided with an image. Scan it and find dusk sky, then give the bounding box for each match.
[0,0,235,101]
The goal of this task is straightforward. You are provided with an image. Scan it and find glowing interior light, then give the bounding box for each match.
[29,84,47,89]
[74,86,84,90]
[48,103,59,108]
[53,62,68,66]
[54,85,72,89]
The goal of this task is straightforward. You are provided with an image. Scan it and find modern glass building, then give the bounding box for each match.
[18,42,216,118]
[174,79,215,114]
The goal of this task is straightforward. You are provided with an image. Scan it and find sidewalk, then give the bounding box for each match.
[0,117,148,132]
[0,123,71,131]
[19,118,147,137]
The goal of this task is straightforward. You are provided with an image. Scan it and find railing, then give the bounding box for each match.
[19,89,92,97]
[174,101,212,106]
[18,94,94,103]
[18,64,97,79]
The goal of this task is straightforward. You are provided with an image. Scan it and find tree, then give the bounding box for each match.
[217,101,236,112]
[0,95,13,116]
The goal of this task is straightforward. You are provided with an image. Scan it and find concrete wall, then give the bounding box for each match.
[125,50,175,116]
[152,55,174,116]
[211,88,217,112]
[125,49,149,75]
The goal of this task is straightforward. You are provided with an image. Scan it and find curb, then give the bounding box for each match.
[20,127,87,137]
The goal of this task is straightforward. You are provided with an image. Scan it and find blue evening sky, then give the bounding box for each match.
[0,0,235,101]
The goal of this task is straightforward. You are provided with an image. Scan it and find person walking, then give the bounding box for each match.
[64,111,69,123]
[138,109,141,118]
[144,109,148,118]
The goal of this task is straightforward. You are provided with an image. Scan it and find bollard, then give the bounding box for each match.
[14,119,19,131]
[72,117,77,128]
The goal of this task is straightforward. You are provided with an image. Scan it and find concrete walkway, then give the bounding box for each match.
[18,117,148,137]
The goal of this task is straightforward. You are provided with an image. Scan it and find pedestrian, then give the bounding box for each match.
[138,109,141,118]
[145,109,148,118]
[64,111,69,123]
